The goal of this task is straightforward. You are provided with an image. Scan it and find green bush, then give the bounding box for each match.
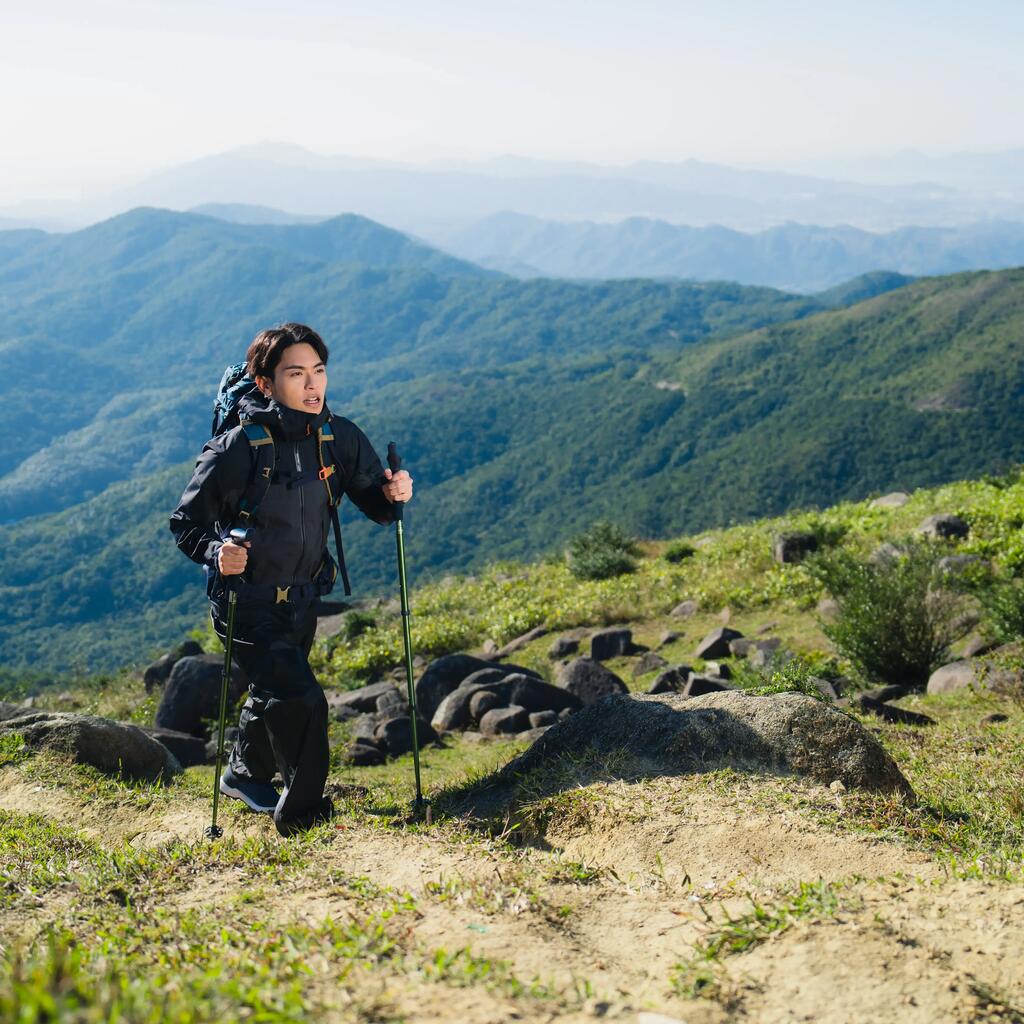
[663,541,696,564]
[978,579,1024,643]
[806,540,967,689]
[566,522,639,581]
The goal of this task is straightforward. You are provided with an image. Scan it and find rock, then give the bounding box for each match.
[481,639,500,657]
[658,630,682,647]
[632,652,669,678]
[374,716,438,756]
[461,731,489,744]
[962,634,1000,659]
[938,554,989,577]
[816,597,840,619]
[155,655,247,737]
[648,665,692,695]
[982,713,1009,724]
[670,600,698,619]
[729,637,781,660]
[549,635,580,659]
[590,627,633,661]
[871,492,910,509]
[469,690,503,723]
[351,713,385,746]
[702,661,732,680]
[143,640,203,693]
[432,675,581,733]
[494,625,550,659]
[683,675,735,697]
[203,727,240,764]
[856,696,935,726]
[416,655,542,721]
[555,659,629,705]
[459,668,513,691]
[529,710,558,728]
[750,645,790,670]
[558,707,574,721]
[812,678,843,703]
[376,688,409,715]
[869,542,904,566]
[694,627,744,660]
[515,726,552,743]
[453,692,914,819]
[135,725,208,768]
[718,607,732,624]
[323,693,359,722]
[773,532,819,564]
[329,681,403,715]
[917,513,970,541]
[926,660,981,695]
[345,742,386,766]
[861,684,910,703]
[479,705,531,736]
[0,711,180,782]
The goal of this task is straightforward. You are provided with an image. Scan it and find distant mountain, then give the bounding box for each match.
[2,256,1023,670]
[437,213,1024,291]
[189,203,327,226]
[5,145,1024,235]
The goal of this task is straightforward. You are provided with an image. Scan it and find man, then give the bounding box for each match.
[170,322,412,836]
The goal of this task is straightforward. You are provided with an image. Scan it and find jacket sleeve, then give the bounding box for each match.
[169,429,253,567]
[333,417,396,526]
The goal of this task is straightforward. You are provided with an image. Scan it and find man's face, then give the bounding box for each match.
[262,342,327,413]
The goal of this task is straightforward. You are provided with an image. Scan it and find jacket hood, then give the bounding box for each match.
[236,392,331,442]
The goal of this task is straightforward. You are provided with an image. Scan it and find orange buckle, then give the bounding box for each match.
[275,586,290,604]
[318,466,334,481]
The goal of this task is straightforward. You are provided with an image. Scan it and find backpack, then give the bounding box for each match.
[212,362,352,595]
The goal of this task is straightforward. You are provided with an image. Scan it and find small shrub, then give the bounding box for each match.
[806,540,968,689]
[663,541,696,564]
[340,610,378,643]
[978,579,1024,643]
[566,522,639,581]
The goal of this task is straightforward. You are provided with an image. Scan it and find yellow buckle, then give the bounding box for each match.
[275,586,290,604]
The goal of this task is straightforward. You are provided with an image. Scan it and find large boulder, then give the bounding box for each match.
[926,660,980,694]
[870,492,910,509]
[134,725,208,767]
[415,655,541,721]
[589,627,633,661]
[452,691,913,817]
[432,674,581,732]
[479,705,531,736]
[0,710,181,782]
[648,665,692,694]
[694,627,744,660]
[155,655,247,737]
[329,681,403,715]
[374,715,439,756]
[555,658,628,705]
[143,640,204,693]
[917,513,970,541]
[773,532,818,564]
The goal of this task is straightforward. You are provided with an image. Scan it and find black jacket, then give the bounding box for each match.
[169,394,393,589]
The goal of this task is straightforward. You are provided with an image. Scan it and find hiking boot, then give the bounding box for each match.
[219,767,280,814]
[274,796,335,838]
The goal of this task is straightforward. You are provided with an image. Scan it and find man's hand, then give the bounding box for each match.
[217,539,251,575]
[382,468,413,504]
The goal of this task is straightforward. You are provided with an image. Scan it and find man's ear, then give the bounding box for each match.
[255,374,272,397]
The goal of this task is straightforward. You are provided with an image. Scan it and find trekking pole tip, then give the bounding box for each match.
[203,825,223,840]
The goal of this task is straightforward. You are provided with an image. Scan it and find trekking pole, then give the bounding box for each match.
[387,443,430,823]
[205,526,251,840]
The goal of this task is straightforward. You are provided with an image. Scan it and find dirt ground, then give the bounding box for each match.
[3,760,1022,1024]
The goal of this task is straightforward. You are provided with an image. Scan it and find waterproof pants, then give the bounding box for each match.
[218,597,329,833]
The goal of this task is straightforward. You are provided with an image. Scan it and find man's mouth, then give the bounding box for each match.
[304,396,322,407]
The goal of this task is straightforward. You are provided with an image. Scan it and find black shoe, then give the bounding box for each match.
[275,796,335,837]
[219,767,280,814]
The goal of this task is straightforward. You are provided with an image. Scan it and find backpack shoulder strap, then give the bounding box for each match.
[315,417,352,595]
[235,420,276,526]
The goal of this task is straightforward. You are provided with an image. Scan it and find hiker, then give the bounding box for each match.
[169,322,413,836]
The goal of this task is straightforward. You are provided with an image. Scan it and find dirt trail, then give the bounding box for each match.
[3,769,1023,1023]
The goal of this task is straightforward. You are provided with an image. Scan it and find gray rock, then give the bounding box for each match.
[143,640,203,693]
[416,655,541,721]
[695,627,744,660]
[374,715,438,756]
[376,688,409,715]
[702,661,732,680]
[454,692,914,820]
[937,554,989,577]
[0,711,180,782]
[135,725,208,768]
[861,684,910,703]
[155,655,247,737]
[917,513,970,541]
[479,705,531,736]
[816,597,840,619]
[469,690,503,723]
[649,665,692,694]
[494,626,550,659]
[869,542,905,566]
[558,707,574,721]
[632,652,669,678]
[515,726,552,743]
[658,630,682,647]
[481,639,500,657]
[670,600,698,619]
[590,627,633,661]
[351,713,385,746]
[459,668,516,691]
[729,637,781,659]
[346,742,386,766]
[529,710,558,728]
[963,634,1000,659]
[330,681,403,715]
[432,674,581,733]
[871,492,910,509]
[555,658,629,705]
[549,635,581,660]
[773,532,819,564]
[683,675,735,697]
[811,678,843,703]
[926,660,981,695]
[750,645,791,670]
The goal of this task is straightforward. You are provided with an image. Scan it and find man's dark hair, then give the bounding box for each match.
[246,323,329,381]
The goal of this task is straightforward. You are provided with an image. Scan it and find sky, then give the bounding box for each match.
[3,0,1023,201]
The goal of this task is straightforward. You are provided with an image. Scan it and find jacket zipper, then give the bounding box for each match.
[294,442,306,579]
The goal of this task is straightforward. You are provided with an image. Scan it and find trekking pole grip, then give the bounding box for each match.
[387,442,404,522]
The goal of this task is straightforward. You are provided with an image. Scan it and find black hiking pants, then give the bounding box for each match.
[216,597,329,833]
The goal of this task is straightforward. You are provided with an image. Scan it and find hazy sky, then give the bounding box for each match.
[3,0,1023,200]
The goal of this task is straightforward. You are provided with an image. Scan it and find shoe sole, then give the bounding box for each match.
[219,780,277,814]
